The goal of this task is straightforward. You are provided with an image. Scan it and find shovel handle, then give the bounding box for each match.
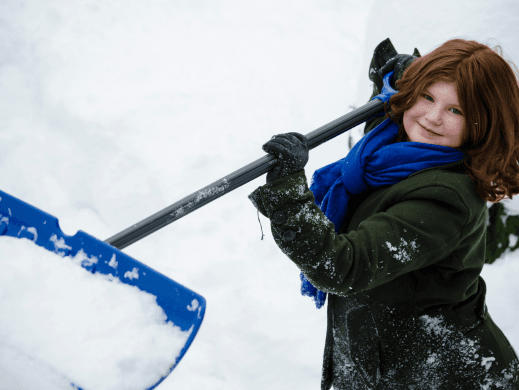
[105,98,386,249]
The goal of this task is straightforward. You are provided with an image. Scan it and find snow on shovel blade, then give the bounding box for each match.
[0,188,206,390]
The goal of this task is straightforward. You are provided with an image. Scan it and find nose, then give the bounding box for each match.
[426,106,442,125]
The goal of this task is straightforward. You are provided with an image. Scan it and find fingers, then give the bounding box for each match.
[262,132,309,183]
[262,133,307,154]
[286,132,308,146]
[274,134,298,148]
[267,133,307,147]
[377,56,398,79]
[263,139,289,156]
[373,38,398,68]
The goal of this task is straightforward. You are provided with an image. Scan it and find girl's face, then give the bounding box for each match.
[402,81,465,148]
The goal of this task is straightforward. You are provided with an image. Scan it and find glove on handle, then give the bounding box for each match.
[262,132,309,184]
[369,38,421,91]
[369,38,398,93]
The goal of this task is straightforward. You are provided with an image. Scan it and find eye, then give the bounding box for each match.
[422,93,434,102]
[422,93,463,115]
[450,108,463,115]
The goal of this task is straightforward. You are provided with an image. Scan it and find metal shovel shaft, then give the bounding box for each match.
[105,99,385,249]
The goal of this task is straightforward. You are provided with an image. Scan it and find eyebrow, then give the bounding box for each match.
[424,87,462,109]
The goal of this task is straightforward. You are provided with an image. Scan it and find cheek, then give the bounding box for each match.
[446,117,466,136]
[402,110,411,129]
[402,103,423,124]
[402,108,417,132]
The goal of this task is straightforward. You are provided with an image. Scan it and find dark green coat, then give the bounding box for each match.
[249,118,519,389]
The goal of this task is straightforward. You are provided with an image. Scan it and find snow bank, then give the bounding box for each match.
[481,252,519,352]
[0,236,190,390]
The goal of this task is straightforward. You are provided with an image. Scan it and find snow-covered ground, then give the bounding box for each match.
[0,0,518,389]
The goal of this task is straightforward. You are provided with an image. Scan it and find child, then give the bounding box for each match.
[249,38,519,389]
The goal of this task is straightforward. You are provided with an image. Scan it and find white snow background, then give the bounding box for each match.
[1,0,518,389]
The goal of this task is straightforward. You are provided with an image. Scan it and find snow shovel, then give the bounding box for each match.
[0,188,205,390]
[105,72,395,250]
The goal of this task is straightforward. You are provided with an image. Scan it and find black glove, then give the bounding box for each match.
[262,132,309,184]
[369,38,421,91]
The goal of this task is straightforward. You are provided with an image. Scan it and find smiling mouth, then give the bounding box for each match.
[420,124,441,136]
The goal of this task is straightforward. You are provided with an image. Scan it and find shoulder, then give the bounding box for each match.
[394,162,486,224]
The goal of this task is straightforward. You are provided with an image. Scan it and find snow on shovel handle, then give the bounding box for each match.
[105,74,394,250]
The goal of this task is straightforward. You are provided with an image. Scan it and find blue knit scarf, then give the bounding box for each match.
[300,77,465,308]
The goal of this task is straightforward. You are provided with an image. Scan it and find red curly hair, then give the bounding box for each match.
[387,39,519,202]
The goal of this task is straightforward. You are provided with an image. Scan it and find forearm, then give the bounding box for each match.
[249,171,372,295]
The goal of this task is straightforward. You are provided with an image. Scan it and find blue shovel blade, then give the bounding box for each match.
[0,189,206,390]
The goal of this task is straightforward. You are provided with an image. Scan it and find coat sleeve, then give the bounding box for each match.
[248,170,482,297]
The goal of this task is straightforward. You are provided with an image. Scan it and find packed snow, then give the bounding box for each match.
[0,236,190,390]
[0,0,518,389]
